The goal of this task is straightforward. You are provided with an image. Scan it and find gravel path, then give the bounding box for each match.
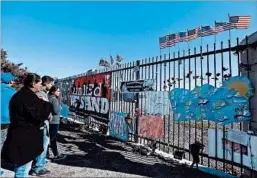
[2,124,218,177]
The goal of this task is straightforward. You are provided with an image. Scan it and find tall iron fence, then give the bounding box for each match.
[57,36,257,177]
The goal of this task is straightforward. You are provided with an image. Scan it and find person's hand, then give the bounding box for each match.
[39,96,48,102]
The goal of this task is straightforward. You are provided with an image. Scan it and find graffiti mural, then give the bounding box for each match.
[109,112,129,141]
[70,73,112,123]
[169,76,253,125]
[139,115,164,139]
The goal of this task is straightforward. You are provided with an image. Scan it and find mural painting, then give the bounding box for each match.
[169,76,253,125]
[70,73,112,123]
[139,115,164,139]
[109,112,132,141]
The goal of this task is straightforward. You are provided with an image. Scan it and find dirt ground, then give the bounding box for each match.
[2,124,218,177]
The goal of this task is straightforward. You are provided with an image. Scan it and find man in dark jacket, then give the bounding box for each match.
[1,73,53,178]
[30,75,54,176]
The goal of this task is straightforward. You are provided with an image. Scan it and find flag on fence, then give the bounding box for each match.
[187,27,200,41]
[229,15,251,29]
[116,55,123,62]
[177,32,187,42]
[167,34,178,47]
[99,58,110,67]
[110,55,114,65]
[159,36,167,49]
[215,21,232,33]
[199,26,216,37]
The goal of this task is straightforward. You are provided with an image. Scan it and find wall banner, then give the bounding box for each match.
[70,72,112,123]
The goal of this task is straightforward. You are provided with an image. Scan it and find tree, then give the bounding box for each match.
[1,48,29,89]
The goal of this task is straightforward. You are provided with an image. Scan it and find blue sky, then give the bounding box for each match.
[2,1,257,79]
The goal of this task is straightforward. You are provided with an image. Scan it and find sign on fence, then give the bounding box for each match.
[70,73,112,122]
[139,115,164,139]
[120,79,155,92]
[208,128,257,171]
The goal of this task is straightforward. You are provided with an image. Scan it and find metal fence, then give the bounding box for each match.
[58,36,257,177]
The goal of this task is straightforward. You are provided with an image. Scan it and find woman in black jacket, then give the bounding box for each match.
[1,73,53,178]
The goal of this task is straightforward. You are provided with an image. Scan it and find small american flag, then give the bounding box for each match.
[187,27,200,41]
[229,15,251,29]
[215,21,232,33]
[177,32,187,42]
[99,58,110,67]
[199,26,216,37]
[167,34,177,47]
[159,36,167,49]
[116,55,123,62]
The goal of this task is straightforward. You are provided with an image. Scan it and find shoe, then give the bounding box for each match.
[1,170,4,176]
[51,154,67,161]
[30,168,51,176]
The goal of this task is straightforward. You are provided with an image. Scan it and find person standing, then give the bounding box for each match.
[48,86,66,160]
[1,73,52,178]
[30,76,54,176]
[1,73,17,176]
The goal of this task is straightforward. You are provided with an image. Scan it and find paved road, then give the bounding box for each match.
[2,125,218,177]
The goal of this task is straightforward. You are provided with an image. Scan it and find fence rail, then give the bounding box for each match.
[57,36,257,177]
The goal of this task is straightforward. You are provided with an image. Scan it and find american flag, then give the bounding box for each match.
[229,15,251,29]
[116,55,123,62]
[177,32,187,42]
[187,27,200,41]
[167,34,178,47]
[199,26,216,37]
[99,58,110,67]
[159,36,167,49]
[215,21,232,33]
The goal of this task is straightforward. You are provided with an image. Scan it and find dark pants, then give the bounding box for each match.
[49,124,60,157]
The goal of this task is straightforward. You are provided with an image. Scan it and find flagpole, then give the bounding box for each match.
[186,29,190,50]
[214,21,217,44]
[177,32,180,52]
[228,13,231,41]
[200,26,203,47]
[168,33,171,55]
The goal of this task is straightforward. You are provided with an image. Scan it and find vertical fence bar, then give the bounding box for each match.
[188,48,191,160]
[194,48,197,144]
[156,55,160,150]
[228,39,235,174]
[177,51,181,150]
[183,50,186,155]
[163,54,167,152]
[214,42,218,170]
[200,45,204,164]
[144,58,147,145]
[221,41,226,173]
[135,60,140,143]
[206,44,211,168]
[168,52,171,153]
[172,52,176,153]
[140,59,144,145]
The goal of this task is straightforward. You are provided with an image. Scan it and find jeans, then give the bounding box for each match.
[31,127,49,173]
[0,129,8,151]
[1,129,8,176]
[14,161,33,178]
[49,124,60,157]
